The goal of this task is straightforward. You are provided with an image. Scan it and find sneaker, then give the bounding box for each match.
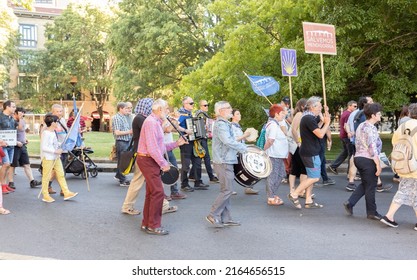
[377,184,392,193]
[170,193,187,200]
[327,166,338,175]
[188,177,195,182]
[42,195,55,203]
[346,183,356,191]
[245,188,259,195]
[392,177,400,183]
[380,216,398,228]
[30,180,41,188]
[414,224,417,231]
[209,176,219,183]
[194,183,209,190]
[367,213,383,220]
[64,192,78,201]
[354,176,361,181]
[119,181,130,187]
[281,178,288,184]
[232,191,237,195]
[322,178,336,186]
[314,181,324,187]
[181,185,194,192]
[343,201,353,216]
[8,182,15,190]
[223,220,241,226]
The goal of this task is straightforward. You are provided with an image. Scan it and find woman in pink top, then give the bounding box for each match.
[343,103,383,221]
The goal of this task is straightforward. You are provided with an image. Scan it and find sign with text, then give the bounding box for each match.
[0,130,17,146]
[302,22,337,55]
[280,48,298,77]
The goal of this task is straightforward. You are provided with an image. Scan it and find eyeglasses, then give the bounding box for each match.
[220,106,232,110]
[202,104,209,107]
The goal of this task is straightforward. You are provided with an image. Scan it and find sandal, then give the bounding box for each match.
[162,205,178,214]
[122,208,141,215]
[305,202,323,209]
[299,193,315,199]
[146,227,169,235]
[0,207,10,215]
[287,193,301,209]
[267,197,284,206]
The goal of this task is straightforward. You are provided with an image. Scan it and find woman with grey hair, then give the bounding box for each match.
[381,103,417,230]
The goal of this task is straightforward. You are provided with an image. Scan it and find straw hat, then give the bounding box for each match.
[244,128,258,142]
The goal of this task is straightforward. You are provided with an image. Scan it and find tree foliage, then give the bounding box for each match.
[27,4,116,129]
[175,0,417,128]
[109,0,219,102]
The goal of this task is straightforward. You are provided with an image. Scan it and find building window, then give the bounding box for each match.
[19,24,37,48]
[35,0,53,4]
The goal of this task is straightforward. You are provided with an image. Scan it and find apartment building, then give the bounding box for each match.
[6,0,115,131]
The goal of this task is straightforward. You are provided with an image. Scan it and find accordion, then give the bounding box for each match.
[185,117,207,141]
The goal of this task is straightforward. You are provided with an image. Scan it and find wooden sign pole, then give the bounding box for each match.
[320,53,327,107]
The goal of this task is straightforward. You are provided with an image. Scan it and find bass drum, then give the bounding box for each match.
[234,145,272,187]
[161,165,180,185]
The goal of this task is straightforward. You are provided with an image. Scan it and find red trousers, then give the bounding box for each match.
[136,156,165,229]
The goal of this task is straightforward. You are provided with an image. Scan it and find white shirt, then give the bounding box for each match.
[265,120,288,158]
[41,130,60,160]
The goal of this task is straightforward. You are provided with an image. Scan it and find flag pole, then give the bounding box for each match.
[320,54,327,107]
[243,71,273,105]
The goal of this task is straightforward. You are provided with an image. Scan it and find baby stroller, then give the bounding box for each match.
[65,147,98,179]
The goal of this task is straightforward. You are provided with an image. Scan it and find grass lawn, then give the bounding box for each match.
[27,132,395,161]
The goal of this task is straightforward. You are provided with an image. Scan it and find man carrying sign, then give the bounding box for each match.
[0,100,19,194]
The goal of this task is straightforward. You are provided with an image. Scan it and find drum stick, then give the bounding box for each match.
[166,115,188,142]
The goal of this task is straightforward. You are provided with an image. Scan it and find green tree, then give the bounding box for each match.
[109,0,220,102]
[30,4,116,130]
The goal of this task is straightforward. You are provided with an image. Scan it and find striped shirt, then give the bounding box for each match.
[112,112,132,142]
[137,113,178,169]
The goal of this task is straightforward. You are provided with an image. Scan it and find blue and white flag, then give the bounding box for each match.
[61,112,81,151]
[247,75,280,96]
[62,97,83,151]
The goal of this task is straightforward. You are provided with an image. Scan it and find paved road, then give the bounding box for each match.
[1,167,416,260]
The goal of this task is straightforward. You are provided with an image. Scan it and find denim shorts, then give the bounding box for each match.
[301,155,321,179]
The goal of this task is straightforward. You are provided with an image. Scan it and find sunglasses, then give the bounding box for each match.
[188,102,194,105]
[202,104,209,107]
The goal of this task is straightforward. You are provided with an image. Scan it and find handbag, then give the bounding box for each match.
[119,139,137,175]
[109,144,117,161]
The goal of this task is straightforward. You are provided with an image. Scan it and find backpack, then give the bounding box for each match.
[256,125,267,149]
[353,110,365,133]
[256,119,279,149]
[391,124,417,174]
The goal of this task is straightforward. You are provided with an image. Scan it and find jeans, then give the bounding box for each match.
[115,140,130,182]
[319,140,328,181]
[348,157,378,216]
[331,138,353,169]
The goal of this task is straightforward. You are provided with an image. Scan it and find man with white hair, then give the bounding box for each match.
[287,96,330,210]
[136,99,187,235]
[206,101,247,228]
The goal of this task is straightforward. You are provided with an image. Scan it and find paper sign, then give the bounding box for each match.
[303,22,337,55]
[280,48,298,76]
[0,130,17,146]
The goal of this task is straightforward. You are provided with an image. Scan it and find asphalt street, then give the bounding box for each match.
[1,166,417,260]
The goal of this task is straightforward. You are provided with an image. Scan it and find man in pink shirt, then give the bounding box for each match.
[136,99,187,235]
